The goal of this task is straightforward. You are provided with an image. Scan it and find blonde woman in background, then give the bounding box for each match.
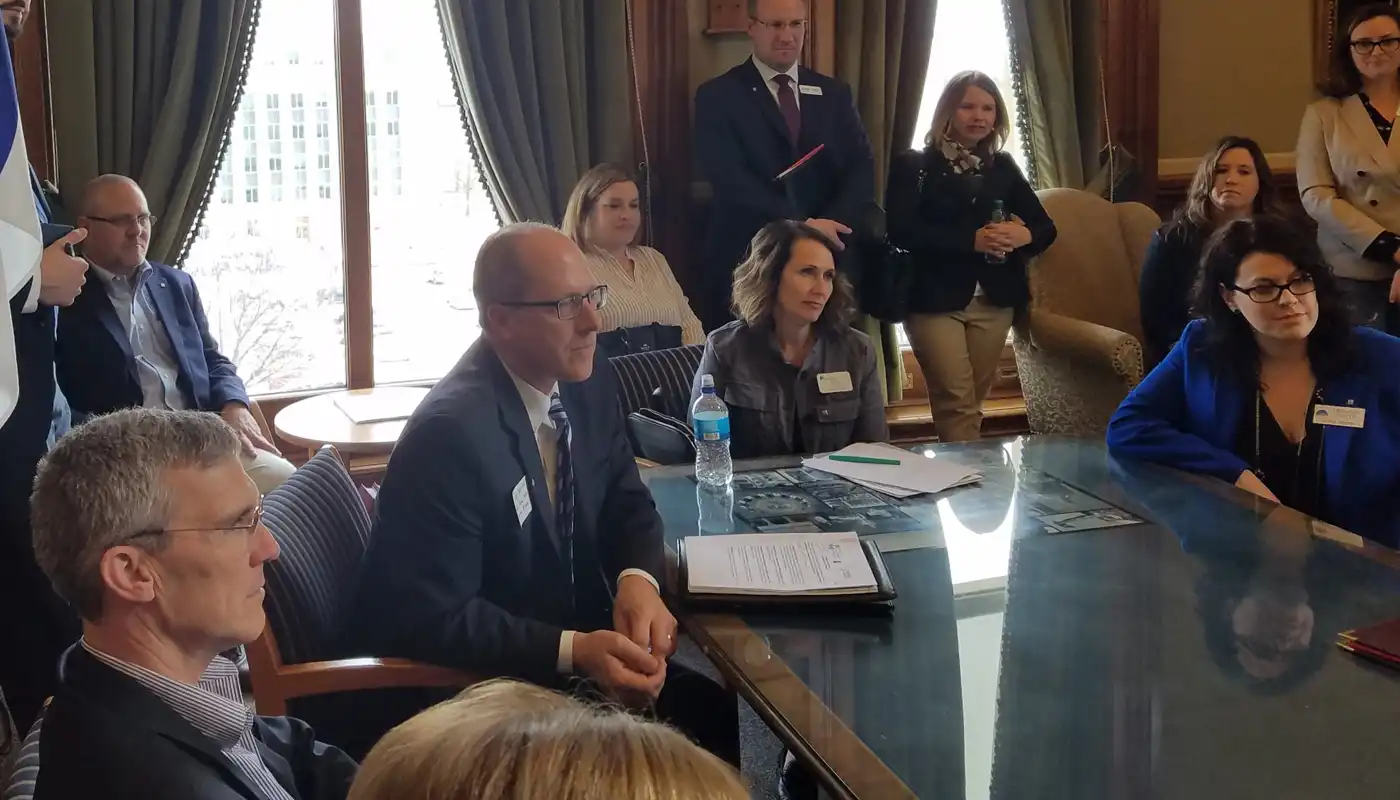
[563,164,705,354]
[886,71,1056,442]
[346,679,749,800]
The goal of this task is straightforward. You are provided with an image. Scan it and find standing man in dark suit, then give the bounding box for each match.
[55,175,296,494]
[0,0,92,734]
[28,409,357,799]
[693,0,875,331]
[348,222,738,764]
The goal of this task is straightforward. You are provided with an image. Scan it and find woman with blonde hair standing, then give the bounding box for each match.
[562,163,704,355]
[886,71,1056,442]
[346,679,749,800]
[1298,2,1400,333]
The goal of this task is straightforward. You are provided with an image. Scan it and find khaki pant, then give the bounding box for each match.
[242,447,298,494]
[905,296,1014,443]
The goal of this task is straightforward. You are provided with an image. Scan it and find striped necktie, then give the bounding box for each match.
[549,393,575,600]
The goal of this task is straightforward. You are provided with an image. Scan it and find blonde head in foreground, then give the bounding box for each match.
[346,679,749,800]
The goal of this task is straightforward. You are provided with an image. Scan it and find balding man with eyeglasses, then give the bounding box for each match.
[54,174,296,495]
[346,222,739,766]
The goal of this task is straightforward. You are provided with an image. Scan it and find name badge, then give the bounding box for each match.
[816,371,853,394]
[1313,404,1366,429]
[798,84,823,96]
[512,476,532,526]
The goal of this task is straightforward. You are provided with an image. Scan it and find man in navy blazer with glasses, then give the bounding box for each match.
[54,175,296,495]
[693,0,875,331]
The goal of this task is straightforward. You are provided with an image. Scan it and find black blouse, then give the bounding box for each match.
[1139,225,1206,371]
[1234,389,1325,519]
[1357,93,1400,263]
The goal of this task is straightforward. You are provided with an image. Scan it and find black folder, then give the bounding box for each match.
[676,535,897,612]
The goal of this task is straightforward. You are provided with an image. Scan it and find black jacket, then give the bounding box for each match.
[886,147,1056,315]
[694,60,875,326]
[1138,224,1207,371]
[35,646,357,800]
[345,341,665,687]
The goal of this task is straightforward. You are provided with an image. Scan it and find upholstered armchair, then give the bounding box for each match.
[1012,188,1161,435]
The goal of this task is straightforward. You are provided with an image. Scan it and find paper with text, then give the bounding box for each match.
[803,442,982,496]
[685,532,877,596]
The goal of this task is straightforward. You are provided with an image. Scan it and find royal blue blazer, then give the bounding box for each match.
[1107,320,1400,547]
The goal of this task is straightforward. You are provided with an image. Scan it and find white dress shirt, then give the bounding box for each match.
[752,55,802,109]
[504,369,660,675]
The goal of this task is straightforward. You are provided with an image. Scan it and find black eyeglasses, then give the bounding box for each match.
[87,213,158,230]
[499,284,609,320]
[1351,36,1400,55]
[123,505,265,543]
[1228,276,1317,304]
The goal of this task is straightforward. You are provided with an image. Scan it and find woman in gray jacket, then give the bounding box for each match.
[691,220,888,459]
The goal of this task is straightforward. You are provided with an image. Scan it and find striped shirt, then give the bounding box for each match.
[81,641,292,800]
[583,246,705,345]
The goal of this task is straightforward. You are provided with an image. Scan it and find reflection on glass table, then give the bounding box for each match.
[642,437,1400,800]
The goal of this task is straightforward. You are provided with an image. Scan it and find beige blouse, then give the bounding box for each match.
[583,246,705,345]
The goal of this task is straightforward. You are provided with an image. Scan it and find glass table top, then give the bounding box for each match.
[642,437,1400,799]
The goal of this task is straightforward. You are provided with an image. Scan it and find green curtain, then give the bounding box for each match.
[1006,0,1101,190]
[832,0,937,404]
[435,0,632,224]
[47,0,262,265]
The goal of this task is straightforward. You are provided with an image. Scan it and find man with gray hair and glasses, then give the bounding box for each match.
[27,408,357,799]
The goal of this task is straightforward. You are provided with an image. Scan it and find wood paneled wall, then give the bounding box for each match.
[11,0,52,182]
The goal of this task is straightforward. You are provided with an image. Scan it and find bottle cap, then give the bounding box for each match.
[700,374,715,390]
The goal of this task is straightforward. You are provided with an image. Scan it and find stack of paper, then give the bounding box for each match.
[803,442,981,497]
[685,532,876,596]
[333,391,423,425]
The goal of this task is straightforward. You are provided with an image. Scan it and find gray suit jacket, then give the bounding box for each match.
[1298,95,1400,281]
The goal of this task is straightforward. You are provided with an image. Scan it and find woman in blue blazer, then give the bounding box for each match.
[1108,214,1400,547]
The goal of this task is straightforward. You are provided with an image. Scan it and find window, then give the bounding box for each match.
[911,0,1028,170]
[897,0,1029,349]
[187,0,495,394]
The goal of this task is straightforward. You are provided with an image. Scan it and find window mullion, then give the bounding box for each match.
[333,0,375,388]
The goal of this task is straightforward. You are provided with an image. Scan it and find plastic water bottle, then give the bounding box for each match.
[691,374,732,487]
[697,483,735,534]
[986,199,1007,264]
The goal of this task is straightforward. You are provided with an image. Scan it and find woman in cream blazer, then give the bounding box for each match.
[1297,5,1400,333]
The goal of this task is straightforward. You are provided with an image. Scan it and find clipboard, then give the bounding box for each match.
[676,535,897,613]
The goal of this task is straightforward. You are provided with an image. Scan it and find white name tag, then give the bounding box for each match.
[1313,404,1366,428]
[798,84,823,96]
[816,371,853,394]
[512,476,532,526]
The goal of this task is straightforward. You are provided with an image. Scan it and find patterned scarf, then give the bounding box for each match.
[938,135,983,175]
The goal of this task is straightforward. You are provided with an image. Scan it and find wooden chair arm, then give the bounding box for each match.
[272,657,479,701]
[634,457,661,468]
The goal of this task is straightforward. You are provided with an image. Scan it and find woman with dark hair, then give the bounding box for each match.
[690,220,887,458]
[1140,136,1283,369]
[1108,215,1400,546]
[886,71,1056,442]
[1298,2,1400,334]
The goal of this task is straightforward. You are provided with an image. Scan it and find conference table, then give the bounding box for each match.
[641,436,1400,799]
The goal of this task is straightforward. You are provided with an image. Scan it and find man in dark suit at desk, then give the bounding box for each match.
[0,0,92,733]
[348,222,738,764]
[54,175,295,494]
[693,0,875,330]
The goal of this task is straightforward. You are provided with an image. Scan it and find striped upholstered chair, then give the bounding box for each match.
[1,705,41,800]
[610,344,704,423]
[249,446,475,757]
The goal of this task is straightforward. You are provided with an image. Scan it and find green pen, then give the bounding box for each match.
[829,454,901,465]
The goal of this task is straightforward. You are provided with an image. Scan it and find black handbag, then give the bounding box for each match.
[853,156,928,324]
[598,323,683,359]
[626,408,696,465]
